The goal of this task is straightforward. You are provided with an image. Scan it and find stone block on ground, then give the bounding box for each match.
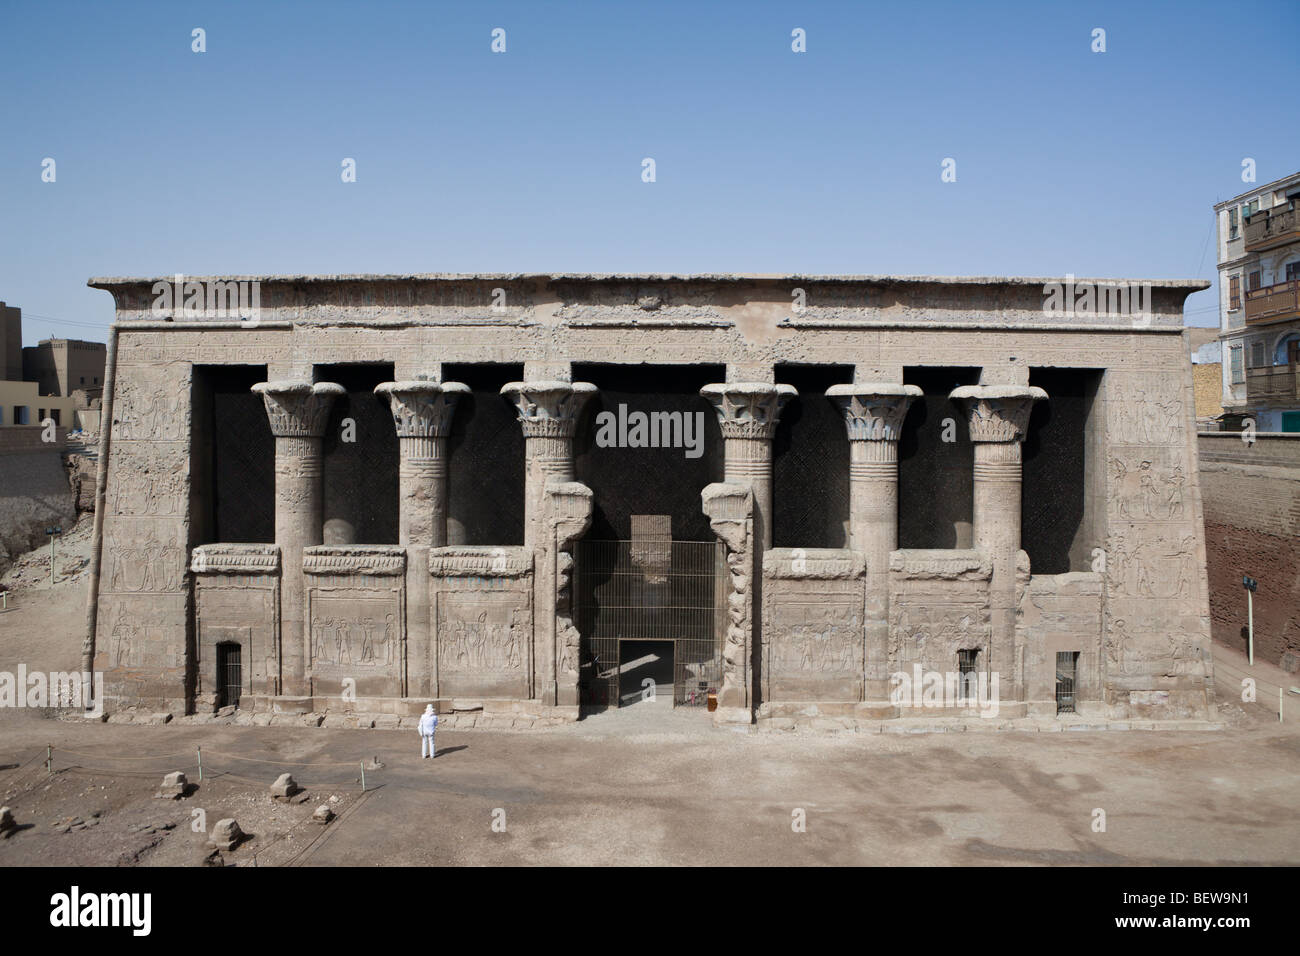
[154,771,188,799]
[207,818,245,851]
[269,773,301,799]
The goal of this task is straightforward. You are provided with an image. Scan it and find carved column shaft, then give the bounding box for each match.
[827,384,921,704]
[952,385,1046,703]
[502,381,597,706]
[701,383,796,552]
[376,380,468,699]
[253,381,344,700]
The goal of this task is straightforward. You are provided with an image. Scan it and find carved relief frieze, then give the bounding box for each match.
[310,596,402,669]
[303,546,406,576]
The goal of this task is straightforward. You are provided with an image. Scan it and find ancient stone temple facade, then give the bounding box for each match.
[83,273,1216,726]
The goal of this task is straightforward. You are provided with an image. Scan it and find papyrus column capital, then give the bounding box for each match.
[949,385,1047,443]
[252,381,345,438]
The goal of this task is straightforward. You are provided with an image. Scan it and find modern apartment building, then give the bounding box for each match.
[1214,171,1300,432]
[0,301,103,429]
[22,336,106,397]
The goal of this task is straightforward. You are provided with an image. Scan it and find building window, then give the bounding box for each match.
[1229,207,1239,239]
[80,376,85,384]
[1230,345,1244,384]
[1251,341,1266,368]
[957,649,979,702]
[1249,271,1261,291]
[1287,262,1300,283]
[1229,275,1241,310]
[15,406,30,425]
[1056,651,1078,715]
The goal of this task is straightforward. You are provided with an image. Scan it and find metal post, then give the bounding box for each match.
[197,746,202,782]
[49,533,55,586]
[360,761,366,793]
[1247,589,1254,666]
[46,744,52,774]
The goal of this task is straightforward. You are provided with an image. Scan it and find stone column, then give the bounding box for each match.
[375,379,469,700]
[700,383,796,551]
[950,384,1046,706]
[501,381,597,706]
[252,381,344,703]
[501,381,597,545]
[825,383,922,710]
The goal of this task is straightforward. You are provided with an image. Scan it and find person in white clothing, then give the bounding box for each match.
[418,703,438,759]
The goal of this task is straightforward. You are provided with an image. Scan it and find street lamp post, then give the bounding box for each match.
[45,526,62,588]
[1243,574,1258,666]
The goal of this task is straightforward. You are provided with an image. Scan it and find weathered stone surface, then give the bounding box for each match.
[207,818,244,851]
[155,771,188,799]
[84,273,1213,727]
[269,773,300,799]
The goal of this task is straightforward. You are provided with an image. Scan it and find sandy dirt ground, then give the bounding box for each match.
[0,546,1297,867]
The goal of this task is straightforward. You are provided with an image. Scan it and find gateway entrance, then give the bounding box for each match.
[574,537,725,708]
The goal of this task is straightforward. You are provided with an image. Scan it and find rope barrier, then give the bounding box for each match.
[201,749,373,768]
[1213,657,1299,697]
[55,748,195,761]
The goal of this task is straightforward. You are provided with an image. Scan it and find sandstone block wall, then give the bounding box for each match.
[84,273,1216,722]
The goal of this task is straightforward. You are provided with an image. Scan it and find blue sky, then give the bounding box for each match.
[1,0,1297,343]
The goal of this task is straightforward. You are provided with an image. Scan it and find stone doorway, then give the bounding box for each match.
[574,537,724,710]
[215,641,242,709]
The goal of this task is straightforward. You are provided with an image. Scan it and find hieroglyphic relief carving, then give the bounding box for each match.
[1107,377,1186,445]
[439,604,527,673]
[1106,618,1205,678]
[303,546,405,576]
[768,601,862,676]
[1106,528,1197,600]
[547,482,594,697]
[112,375,188,441]
[310,599,400,668]
[108,445,188,516]
[106,532,186,592]
[702,482,753,714]
[1108,456,1186,520]
[105,605,173,669]
[888,602,991,662]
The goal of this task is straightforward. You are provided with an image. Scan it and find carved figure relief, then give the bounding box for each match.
[1108,380,1185,445]
[1109,456,1187,520]
[1106,530,1196,599]
[769,602,861,675]
[311,611,396,667]
[113,378,187,441]
[106,534,186,592]
[440,609,524,672]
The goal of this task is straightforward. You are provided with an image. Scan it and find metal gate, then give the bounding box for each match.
[575,539,725,708]
[1055,651,1077,714]
[216,642,242,709]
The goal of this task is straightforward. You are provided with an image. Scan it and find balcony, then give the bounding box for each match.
[1244,200,1300,252]
[1246,363,1300,406]
[1245,279,1300,325]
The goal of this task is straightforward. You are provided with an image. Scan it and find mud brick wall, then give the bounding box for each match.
[1198,433,1300,671]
